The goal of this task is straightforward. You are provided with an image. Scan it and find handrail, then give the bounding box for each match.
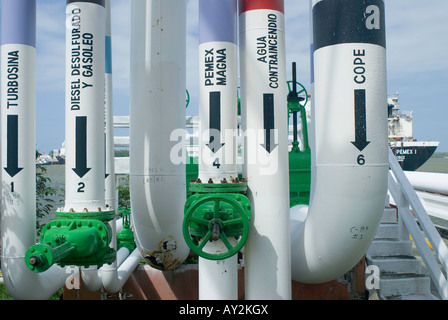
[388,147,448,299]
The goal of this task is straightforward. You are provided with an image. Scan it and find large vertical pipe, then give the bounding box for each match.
[239,0,291,299]
[197,0,239,301]
[130,0,189,270]
[100,0,122,293]
[290,0,388,283]
[198,0,238,183]
[104,0,115,210]
[0,0,67,299]
[64,0,106,213]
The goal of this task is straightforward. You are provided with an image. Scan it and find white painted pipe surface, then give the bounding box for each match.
[196,0,239,301]
[404,171,448,195]
[81,266,103,291]
[99,0,127,293]
[81,247,136,293]
[0,0,68,299]
[291,0,389,283]
[64,0,107,212]
[198,0,238,183]
[130,0,190,270]
[104,0,115,209]
[199,241,238,300]
[101,247,133,293]
[239,0,291,299]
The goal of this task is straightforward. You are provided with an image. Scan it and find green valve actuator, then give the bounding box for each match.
[25,217,116,273]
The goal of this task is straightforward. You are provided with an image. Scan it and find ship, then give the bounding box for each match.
[388,93,439,171]
[55,141,66,165]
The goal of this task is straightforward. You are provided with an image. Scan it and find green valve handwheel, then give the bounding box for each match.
[287,80,308,110]
[183,194,251,261]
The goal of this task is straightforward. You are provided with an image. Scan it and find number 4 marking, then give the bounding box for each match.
[213,159,221,169]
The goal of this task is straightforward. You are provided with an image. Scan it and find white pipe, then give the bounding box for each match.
[290,0,388,283]
[81,247,135,293]
[116,247,131,266]
[63,0,109,292]
[198,0,238,183]
[115,248,142,286]
[199,242,238,300]
[239,0,291,299]
[64,0,107,213]
[104,0,115,209]
[130,0,190,270]
[404,171,448,195]
[99,0,126,293]
[81,266,103,291]
[101,247,132,293]
[196,0,239,301]
[0,0,68,299]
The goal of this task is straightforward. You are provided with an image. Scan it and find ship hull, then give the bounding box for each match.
[390,143,438,171]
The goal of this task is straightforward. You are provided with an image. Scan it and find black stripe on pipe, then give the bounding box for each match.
[67,0,105,7]
[313,0,385,51]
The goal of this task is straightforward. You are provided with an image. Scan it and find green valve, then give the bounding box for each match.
[25,212,116,273]
[116,208,136,252]
[289,149,311,206]
[287,62,311,207]
[183,183,251,261]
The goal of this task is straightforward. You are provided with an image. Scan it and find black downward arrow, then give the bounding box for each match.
[206,91,225,153]
[72,116,91,178]
[351,89,370,152]
[260,93,278,153]
[104,132,109,179]
[4,115,23,177]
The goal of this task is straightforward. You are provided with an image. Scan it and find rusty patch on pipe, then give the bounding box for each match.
[141,235,183,271]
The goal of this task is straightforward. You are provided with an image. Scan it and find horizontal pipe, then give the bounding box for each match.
[404,171,448,195]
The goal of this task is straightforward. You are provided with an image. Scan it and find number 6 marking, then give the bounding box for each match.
[357,154,365,166]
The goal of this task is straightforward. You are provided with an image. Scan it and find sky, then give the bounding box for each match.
[3,0,448,153]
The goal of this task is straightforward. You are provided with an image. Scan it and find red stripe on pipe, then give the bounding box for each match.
[239,0,284,14]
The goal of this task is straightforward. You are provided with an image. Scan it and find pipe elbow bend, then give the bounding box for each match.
[290,165,388,284]
[2,257,67,300]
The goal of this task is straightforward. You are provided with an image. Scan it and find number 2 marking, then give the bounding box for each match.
[77,182,85,193]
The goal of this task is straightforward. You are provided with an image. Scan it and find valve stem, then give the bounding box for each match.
[29,256,40,266]
[211,221,221,241]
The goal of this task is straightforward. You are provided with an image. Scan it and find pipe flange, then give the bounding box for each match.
[189,180,247,194]
[56,209,115,221]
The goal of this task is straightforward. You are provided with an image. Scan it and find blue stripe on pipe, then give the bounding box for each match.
[1,0,36,47]
[105,36,112,74]
[199,0,237,45]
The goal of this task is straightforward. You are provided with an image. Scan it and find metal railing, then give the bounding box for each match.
[388,147,448,299]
